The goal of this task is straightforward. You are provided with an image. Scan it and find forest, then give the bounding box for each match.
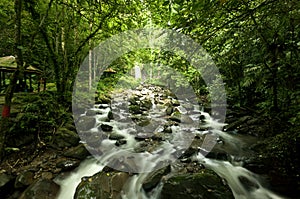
[0,0,299,199]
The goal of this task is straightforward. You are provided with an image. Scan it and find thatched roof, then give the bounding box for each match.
[0,56,42,74]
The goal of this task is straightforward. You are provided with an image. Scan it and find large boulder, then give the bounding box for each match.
[142,165,171,191]
[19,179,60,199]
[64,144,90,160]
[160,170,234,199]
[53,128,79,148]
[74,170,129,199]
[76,116,96,131]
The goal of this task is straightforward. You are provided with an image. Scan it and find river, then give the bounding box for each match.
[55,85,286,199]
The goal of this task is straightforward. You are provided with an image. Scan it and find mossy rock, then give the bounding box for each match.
[129,105,142,114]
[160,170,234,199]
[53,128,79,148]
[19,179,60,199]
[75,116,96,131]
[74,171,129,199]
[64,144,90,160]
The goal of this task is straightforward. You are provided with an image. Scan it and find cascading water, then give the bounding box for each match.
[56,85,285,199]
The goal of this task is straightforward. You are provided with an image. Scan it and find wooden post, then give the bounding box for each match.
[29,74,32,91]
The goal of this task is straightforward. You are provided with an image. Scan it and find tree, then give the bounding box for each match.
[0,0,25,159]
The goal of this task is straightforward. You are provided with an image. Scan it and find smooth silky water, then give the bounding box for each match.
[56,87,285,199]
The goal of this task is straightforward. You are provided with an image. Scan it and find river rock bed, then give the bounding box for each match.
[0,84,294,199]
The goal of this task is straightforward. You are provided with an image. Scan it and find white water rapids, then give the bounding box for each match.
[55,87,285,199]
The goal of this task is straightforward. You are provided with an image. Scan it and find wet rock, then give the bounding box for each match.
[85,134,107,148]
[238,176,259,191]
[140,99,152,110]
[53,128,79,148]
[95,95,111,104]
[74,171,129,199]
[165,105,173,116]
[199,114,206,121]
[56,159,80,171]
[129,105,143,114]
[172,99,180,106]
[72,106,85,115]
[128,96,139,105]
[169,112,181,123]
[142,165,171,191]
[64,144,90,160]
[86,109,99,116]
[115,139,127,146]
[109,133,125,140]
[163,126,172,134]
[108,111,114,120]
[135,133,153,141]
[136,118,151,127]
[19,179,60,199]
[100,124,113,132]
[160,170,234,199]
[76,116,96,131]
[14,171,34,189]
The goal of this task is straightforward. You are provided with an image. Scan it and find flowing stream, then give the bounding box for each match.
[55,86,285,199]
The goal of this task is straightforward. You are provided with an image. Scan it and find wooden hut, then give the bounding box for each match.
[0,56,44,92]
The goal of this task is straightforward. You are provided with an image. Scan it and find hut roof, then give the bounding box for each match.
[0,56,42,74]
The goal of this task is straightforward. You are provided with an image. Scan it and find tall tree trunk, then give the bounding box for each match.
[0,0,24,159]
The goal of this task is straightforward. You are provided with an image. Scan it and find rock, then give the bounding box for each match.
[76,116,96,131]
[136,118,151,127]
[169,112,181,123]
[96,95,111,104]
[115,139,127,146]
[128,96,139,105]
[53,128,80,148]
[108,111,114,120]
[135,133,153,141]
[86,109,99,116]
[56,159,80,171]
[109,133,125,140]
[72,106,86,115]
[163,126,172,134]
[199,115,206,121]
[85,134,107,148]
[142,165,171,191]
[160,170,234,199]
[140,99,152,110]
[19,179,60,199]
[129,105,142,114]
[0,173,15,198]
[165,105,173,116]
[64,144,90,160]
[172,99,180,106]
[100,124,113,132]
[74,171,129,199]
[14,171,34,189]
